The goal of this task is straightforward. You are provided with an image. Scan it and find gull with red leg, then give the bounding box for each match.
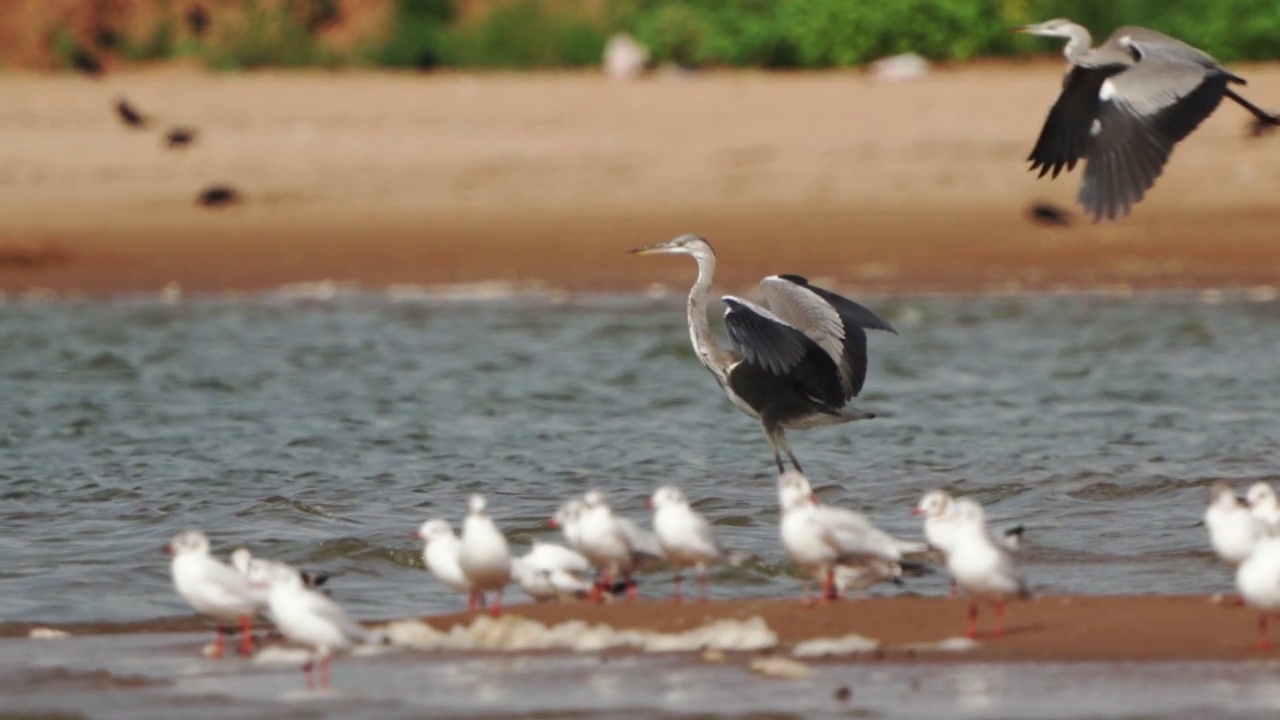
[946,497,1031,639]
[166,529,263,658]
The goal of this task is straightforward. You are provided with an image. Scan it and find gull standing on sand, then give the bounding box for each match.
[166,530,261,657]
[1206,482,1266,565]
[1247,482,1280,533]
[250,560,369,688]
[650,485,723,603]
[777,471,923,603]
[946,497,1030,639]
[1236,536,1280,650]
[577,490,661,601]
[415,519,473,604]
[512,540,595,602]
[458,494,512,616]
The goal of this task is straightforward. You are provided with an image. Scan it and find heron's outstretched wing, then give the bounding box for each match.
[761,276,895,400]
[722,296,843,409]
[1078,37,1229,220]
[1027,65,1118,180]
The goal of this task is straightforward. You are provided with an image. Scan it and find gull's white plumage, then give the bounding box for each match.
[551,499,587,551]
[1247,482,1280,534]
[256,560,367,688]
[416,518,471,597]
[1237,536,1280,649]
[946,497,1029,638]
[1206,482,1265,565]
[167,530,261,657]
[577,490,655,600]
[457,494,512,615]
[777,471,914,601]
[650,485,722,602]
[512,541,594,602]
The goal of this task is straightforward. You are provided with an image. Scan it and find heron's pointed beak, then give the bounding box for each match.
[1011,26,1029,33]
[627,242,671,256]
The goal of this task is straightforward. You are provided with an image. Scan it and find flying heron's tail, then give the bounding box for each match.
[1225,88,1280,127]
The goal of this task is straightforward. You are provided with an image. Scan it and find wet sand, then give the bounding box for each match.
[6,595,1270,662]
[1,66,1279,295]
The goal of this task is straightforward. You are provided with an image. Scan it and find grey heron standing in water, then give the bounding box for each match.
[1017,18,1279,221]
[630,234,896,473]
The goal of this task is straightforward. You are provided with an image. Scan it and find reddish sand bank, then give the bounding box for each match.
[1,66,1278,295]
[8,595,1273,663]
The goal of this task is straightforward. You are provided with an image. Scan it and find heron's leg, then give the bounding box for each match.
[762,422,786,473]
[1226,87,1280,126]
[777,430,803,474]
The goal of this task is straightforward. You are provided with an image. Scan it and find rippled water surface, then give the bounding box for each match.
[2,289,1278,622]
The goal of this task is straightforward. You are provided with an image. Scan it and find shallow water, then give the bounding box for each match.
[7,633,1280,719]
[2,288,1279,623]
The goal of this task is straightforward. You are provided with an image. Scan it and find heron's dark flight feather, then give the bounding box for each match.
[1079,70,1226,220]
[1028,66,1116,179]
[722,298,843,410]
[772,275,895,398]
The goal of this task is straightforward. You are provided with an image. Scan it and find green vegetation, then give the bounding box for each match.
[46,0,1280,72]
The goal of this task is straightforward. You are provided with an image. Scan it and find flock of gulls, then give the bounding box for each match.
[168,477,1027,687]
[154,17,1279,689]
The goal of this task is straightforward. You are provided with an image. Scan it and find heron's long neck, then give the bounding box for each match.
[1063,27,1093,64]
[687,252,728,383]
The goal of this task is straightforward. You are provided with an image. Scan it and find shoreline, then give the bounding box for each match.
[8,595,1269,663]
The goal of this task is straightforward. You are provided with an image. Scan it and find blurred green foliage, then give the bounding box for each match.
[367,0,1280,69]
[47,0,1280,71]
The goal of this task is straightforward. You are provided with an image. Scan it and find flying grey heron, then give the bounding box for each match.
[630,234,896,473]
[1016,18,1280,221]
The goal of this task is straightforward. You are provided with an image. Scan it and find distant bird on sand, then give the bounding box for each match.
[186,3,211,37]
[1027,202,1073,227]
[165,127,199,150]
[1017,18,1280,221]
[71,48,104,78]
[115,97,149,129]
[631,234,896,473]
[196,185,242,208]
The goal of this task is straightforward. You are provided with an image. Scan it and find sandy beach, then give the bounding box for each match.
[1,64,1278,295]
[5,594,1271,663]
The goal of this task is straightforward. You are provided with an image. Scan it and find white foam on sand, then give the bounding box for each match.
[791,634,880,658]
[380,615,778,654]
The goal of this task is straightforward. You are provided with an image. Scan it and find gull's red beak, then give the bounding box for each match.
[412,531,421,540]
[646,499,655,509]
[547,518,560,529]
[911,508,923,516]
[163,543,173,555]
